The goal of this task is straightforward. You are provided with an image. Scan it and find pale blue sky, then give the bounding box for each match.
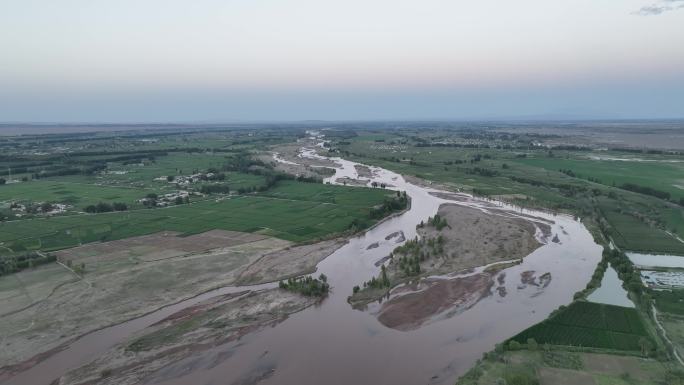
[1,0,683,121]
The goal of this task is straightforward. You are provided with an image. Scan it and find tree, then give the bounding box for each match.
[527,338,538,351]
[638,337,653,357]
[508,340,521,350]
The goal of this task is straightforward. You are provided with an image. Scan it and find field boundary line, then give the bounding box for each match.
[652,304,684,366]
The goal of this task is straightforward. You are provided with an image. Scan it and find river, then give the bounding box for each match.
[3,134,602,385]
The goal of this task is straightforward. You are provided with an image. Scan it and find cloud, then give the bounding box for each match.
[634,5,671,15]
[634,0,684,15]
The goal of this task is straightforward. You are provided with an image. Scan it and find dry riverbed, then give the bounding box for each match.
[0,230,341,375]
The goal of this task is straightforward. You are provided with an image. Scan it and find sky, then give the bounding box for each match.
[1,0,684,122]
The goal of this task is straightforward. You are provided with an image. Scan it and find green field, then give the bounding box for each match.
[0,181,396,251]
[514,156,684,203]
[511,301,652,352]
[0,180,158,209]
[651,289,684,315]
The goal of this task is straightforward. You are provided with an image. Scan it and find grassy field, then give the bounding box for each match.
[515,156,684,203]
[0,180,159,209]
[458,350,677,385]
[0,181,396,251]
[651,289,684,316]
[510,301,652,352]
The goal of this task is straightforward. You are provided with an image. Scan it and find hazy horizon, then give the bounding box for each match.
[2,0,684,121]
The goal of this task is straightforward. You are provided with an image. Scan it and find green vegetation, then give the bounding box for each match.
[329,129,684,255]
[514,156,684,205]
[362,265,391,290]
[651,289,684,316]
[418,214,449,230]
[510,301,652,353]
[84,202,128,213]
[279,274,330,297]
[458,350,680,385]
[0,181,399,253]
[0,251,56,276]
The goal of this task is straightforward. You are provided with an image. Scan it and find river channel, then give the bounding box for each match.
[4,134,602,385]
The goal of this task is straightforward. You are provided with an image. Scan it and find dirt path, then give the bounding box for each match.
[652,304,684,366]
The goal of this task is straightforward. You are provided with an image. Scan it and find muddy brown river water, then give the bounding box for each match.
[3,133,602,385]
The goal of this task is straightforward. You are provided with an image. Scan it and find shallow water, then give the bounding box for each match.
[627,252,684,268]
[3,134,602,385]
[587,264,635,308]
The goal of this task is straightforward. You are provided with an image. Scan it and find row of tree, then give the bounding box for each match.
[84,202,128,213]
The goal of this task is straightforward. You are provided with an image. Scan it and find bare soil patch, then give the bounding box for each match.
[235,239,344,285]
[581,353,652,381]
[54,229,267,263]
[376,273,494,331]
[416,204,549,271]
[335,177,368,186]
[538,367,596,385]
[354,164,373,178]
[261,142,337,179]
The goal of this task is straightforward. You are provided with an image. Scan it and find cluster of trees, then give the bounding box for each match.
[559,168,576,177]
[141,193,190,207]
[420,214,449,230]
[464,167,499,177]
[63,259,86,275]
[0,252,56,276]
[619,183,671,201]
[609,147,683,156]
[360,265,391,291]
[17,201,59,214]
[605,248,645,299]
[397,254,421,276]
[84,202,128,213]
[279,274,330,297]
[369,191,408,219]
[574,249,609,300]
[200,184,230,194]
[510,176,587,197]
[33,164,107,179]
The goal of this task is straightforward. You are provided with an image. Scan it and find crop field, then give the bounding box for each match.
[510,301,651,351]
[0,180,158,210]
[0,181,394,251]
[599,200,684,254]
[515,156,684,203]
[651,289,684,315]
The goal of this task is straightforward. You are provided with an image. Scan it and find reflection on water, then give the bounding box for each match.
[587,264,635,308]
